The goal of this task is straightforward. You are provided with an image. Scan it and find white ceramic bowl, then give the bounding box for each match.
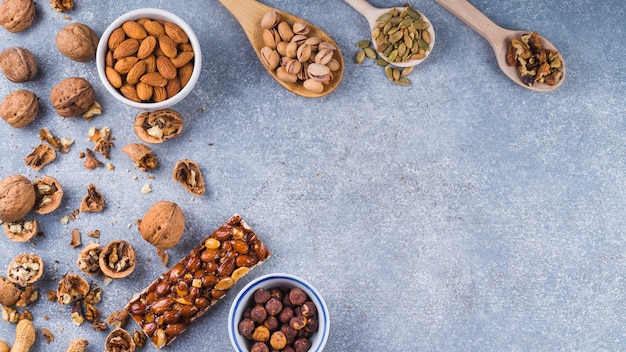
[96,8,201,110]
[228,273,330,352]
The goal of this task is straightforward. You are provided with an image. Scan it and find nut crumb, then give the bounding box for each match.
[50,0,74,13]
[141,183,151,194]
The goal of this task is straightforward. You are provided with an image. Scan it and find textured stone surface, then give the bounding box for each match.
[0,0,625,350]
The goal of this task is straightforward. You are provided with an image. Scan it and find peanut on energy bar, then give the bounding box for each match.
[126,214,270,349]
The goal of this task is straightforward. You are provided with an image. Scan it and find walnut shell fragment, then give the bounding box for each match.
[33,175,63,214]
[56,22,99,62]
[0,89,39,128]
[133,109,183,144]
[99,240,136,279]
[50,77,95,117]
[0,46,37,82]
[80,183,104,213]
[3,219,37,242]
[105,328,136,352]
[0,0,36,33]
[0,276,22,306]
[173,159,205,196]
[56,273,89,305]
[6,253,44,286]
[77,243,102,276]
[138,200,185,251]
[24,144,56,171]
[0,174,36,223]
[122,143,157,172]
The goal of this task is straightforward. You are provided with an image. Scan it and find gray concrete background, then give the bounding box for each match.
[1,0,625,350]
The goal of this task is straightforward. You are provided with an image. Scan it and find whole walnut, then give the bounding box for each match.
[0,174,35,223]
[0,89,38,128]
[0,0,36,33]
[50,77,95,117]
[56,22,99,62]
[0,46,37,83]
[138,200,185,250]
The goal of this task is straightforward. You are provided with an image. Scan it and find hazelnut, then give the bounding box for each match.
[263,315,279,331]
[252,325,270,342]
[6,253,44,286]
[238,318,255,338]
[0,46,37,83]
[270,331,288,350]
[55,22,99,62]
[33,175,63,214]
[289,287,307,305]
[0,0,36,33]
[0,174,35,223]
[0,89,38,128]
[138,200,185,250]
[250,342,269,352]
[254,288,271,304]
[289,315,307,331]
[293,337,311,352]
[278,306,294,323]
[265,297,283,316]
[50,77,95,117]
[250,305,267,323]
[300,301,317,317]
[0,276,22,306]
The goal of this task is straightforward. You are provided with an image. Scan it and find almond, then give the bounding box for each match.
[137,35,157,59]
[171,51,194,68]
[120,84,141,102]
[126,60,147,85]
[105,50,114,67]
[158,34,178,58]
[105,67,122,88]
[178,42,193,52]
[136,82,153,101]
[143,20,165,37]
[113,38,139,59]
[153,86,167,102]
[178,62,193,88]
[166,78,181,99]
[114,56,139,74]
[108,28,127,51]
[122,20,147,39]
[144,55,157,73]
[163,22,189,44]
[156,56,177,80]
[140,72,168,87]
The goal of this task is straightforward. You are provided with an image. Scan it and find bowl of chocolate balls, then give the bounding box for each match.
[228,273,330,352]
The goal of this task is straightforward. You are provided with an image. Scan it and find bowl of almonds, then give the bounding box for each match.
[228,273,330,352]
[96,8,201,110]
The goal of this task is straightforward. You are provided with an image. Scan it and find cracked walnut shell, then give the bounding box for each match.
[56,273,89,305]
[34,175,63,214]
[77,243,102,276]
[0,0,35,33]
[138,200,185,250]
[80,183,104,212]
[122,143,157,172]
[3,219,37,242]
[99,240,136,279]
[7,253,43,286]
[50,77,95,117]
[133,109,183,144]
[0,46,37,83]
[0,89,39,128]
[173,159,205,196]
[0,174,36,223]
[0,276,21,306]
[105,328,136,352]
[56,22,99,62]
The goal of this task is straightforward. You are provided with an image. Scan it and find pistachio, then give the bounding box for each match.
[261,10,280,29]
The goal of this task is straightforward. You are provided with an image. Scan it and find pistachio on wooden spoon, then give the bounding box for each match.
[218,0,344,98]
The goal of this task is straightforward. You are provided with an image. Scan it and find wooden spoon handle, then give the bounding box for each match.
[217,0,269,36]
[344,0,381,24]
[434,0,508,47]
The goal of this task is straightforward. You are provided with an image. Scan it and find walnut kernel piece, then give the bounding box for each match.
[0,0,35,33]
[0,89,39,128]
[50,77,95,117]
[89,126,114,159]
[50,0,73,12]
[7,253,44,286]
[0,46,37,83]
[105,328,136,352]
[34,176,63,214]
[80,183,105,212]
[56,273,89,305]
[133,109,183,144]
[1,305,19,322]
[56,22,99,62]
[0,276,22,307]
[0,174,36,223]
[122,143,157,172]
[3,219,38,242]
[173,159,205,196]
[99,240,136,279]
[138,200,185,251]
[77,243,102,276]
[24,144,56,171]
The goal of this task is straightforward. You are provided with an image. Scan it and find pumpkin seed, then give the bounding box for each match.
[357,39,371,49]
[401,66,414,77]
[355,50,366,64]
[376,12,393,23]
[363,47,377,59]
[375,58,388,66]
[384,65,394,80]
[394,77,411,86]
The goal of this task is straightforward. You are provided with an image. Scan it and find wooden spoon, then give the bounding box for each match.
[435,0,565,91]
[217,0,344,98]
[345,0,435,68]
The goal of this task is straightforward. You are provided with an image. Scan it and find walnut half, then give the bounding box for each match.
[6,253,44,286]
[172,159,205,196]
[99,240,136,279]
